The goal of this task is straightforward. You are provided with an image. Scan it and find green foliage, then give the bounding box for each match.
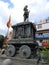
[0,35,5,42]
[40,50,49,59]
[40,47,49,64]
[3,45,8,49]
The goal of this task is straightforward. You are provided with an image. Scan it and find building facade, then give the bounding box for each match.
[36,18,49,45]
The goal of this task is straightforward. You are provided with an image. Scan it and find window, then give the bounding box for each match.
[38,24,42,29]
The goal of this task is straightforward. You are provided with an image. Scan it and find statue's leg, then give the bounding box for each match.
[24,16,26,22]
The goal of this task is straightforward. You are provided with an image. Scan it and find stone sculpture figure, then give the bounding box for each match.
[23,5,30,22]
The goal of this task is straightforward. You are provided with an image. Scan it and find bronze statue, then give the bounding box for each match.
[23,5,30,22]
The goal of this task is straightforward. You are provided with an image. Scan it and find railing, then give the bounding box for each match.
[36,34,49,39]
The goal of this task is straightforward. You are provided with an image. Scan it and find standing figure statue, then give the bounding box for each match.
[23,5,30,22]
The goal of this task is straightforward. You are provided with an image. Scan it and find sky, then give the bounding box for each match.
[0,0,49,36]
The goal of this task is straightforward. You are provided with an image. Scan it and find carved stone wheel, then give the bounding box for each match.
[19,45,31,58]
[5,45,16,57]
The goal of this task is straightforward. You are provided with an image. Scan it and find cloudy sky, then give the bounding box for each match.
[0,0,49,36]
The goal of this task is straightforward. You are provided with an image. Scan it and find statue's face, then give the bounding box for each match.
[25,5,28,8]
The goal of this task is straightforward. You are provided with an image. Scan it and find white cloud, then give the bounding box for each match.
[10,0,47,22]
[0,1,10,16]
[0,0,49,24]
[0,16,6,30]
[45,2,49,10]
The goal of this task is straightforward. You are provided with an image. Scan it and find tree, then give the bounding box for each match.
[0,35,5,42]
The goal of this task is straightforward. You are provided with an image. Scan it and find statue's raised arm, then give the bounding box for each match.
[23,5,30,22]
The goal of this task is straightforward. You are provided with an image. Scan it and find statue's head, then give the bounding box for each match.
[25,5,28,8]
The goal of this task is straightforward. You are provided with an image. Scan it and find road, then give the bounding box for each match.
[0,54,48,65]
[0,59,37,65]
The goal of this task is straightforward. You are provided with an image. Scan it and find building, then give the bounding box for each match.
[36,18,49,45]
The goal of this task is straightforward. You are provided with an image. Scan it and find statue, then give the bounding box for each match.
[23,5,30,22]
